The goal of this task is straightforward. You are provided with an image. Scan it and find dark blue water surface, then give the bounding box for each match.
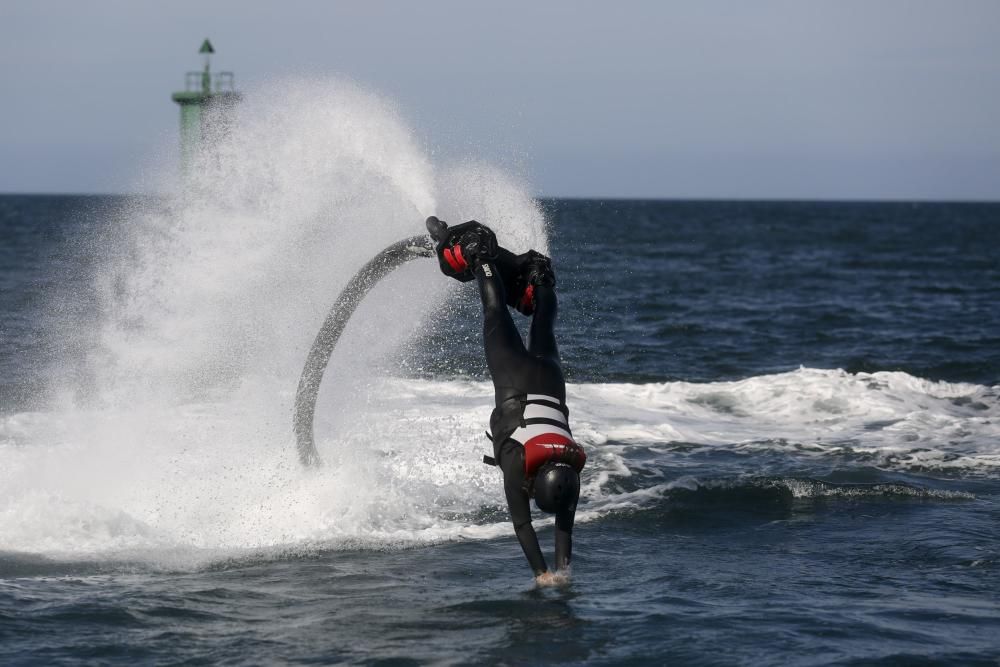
[2,195,999,665]
[546,199,1000,386]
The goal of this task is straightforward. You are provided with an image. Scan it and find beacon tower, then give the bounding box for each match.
[171,39,241,178]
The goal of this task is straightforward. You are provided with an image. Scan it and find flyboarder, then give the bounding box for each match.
[428,217,586,586]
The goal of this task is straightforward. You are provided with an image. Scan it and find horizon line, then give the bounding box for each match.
[2,190,999,205]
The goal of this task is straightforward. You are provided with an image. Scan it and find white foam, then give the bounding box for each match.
[0,378,504,563]
[3,370,994,564]
[569,368,1000,472]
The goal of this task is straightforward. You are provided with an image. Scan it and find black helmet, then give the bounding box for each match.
[532,462,580,514]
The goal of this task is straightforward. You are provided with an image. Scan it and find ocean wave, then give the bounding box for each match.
[567,367,1000,474]
[0,368,994,566]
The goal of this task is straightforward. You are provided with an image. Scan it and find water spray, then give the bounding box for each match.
[292,217,452,467]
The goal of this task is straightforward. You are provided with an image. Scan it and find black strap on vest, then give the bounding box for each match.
[483,431,497,466]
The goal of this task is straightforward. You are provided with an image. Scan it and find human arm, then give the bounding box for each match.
[554,497,577,571]
[500,442,548,576]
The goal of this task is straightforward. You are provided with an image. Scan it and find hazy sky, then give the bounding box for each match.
[2,0,999,199]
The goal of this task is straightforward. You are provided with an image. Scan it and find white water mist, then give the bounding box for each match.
[0,78,547,563]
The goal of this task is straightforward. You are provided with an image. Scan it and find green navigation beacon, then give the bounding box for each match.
[171,39,242,179]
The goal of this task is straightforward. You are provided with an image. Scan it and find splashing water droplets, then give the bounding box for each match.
[0,78,546,564]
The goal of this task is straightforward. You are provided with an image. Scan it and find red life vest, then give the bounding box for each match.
[510,394,586,475]
[523,435,587,476]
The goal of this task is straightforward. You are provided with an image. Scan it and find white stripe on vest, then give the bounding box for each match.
[502,393,573,446]
[523,403,567,425]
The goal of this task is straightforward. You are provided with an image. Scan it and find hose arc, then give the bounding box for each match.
[293,234,435,467]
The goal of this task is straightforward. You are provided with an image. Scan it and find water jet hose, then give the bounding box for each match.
[293,219,449,467]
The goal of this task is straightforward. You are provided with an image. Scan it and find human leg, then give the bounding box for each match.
[474,262,528,391]
[527,285,558,361]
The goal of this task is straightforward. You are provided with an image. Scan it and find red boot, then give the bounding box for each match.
[428,218,498,282]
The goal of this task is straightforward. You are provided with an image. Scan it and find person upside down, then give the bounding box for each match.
[428,217,587,586]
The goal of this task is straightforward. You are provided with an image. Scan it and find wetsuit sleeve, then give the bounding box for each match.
[500,441,548,575]
[554,491,578,571]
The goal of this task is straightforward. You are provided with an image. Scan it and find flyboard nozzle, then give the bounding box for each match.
[425,216,448,243]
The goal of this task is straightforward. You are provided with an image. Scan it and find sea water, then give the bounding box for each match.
[1,80,999,665]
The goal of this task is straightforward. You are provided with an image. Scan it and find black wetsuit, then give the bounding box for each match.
[473,250,578,576]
